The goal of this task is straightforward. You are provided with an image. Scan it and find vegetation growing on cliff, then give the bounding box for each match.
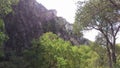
[0,0,120,68]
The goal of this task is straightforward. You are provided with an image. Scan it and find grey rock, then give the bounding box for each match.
[3,0,89,56]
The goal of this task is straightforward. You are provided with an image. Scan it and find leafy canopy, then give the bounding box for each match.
[74,0,120,31]
[0,0,18,18]
[74,0,120,67]
[30,32,99,68]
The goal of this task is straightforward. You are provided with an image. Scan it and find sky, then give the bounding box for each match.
[36,0,120,43]
[37,0,78,23]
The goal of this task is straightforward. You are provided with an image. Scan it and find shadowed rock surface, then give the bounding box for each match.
[3,0,89,56]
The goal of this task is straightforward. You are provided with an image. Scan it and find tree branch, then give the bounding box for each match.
[109,0,119,9]
[115,25,120,36]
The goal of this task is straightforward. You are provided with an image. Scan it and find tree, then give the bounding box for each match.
[0,32,99,68]
[74,0,120,67]
[23,32,99,68]
[108,0,120,9]
[90,42,109,68]
[0,0,18,44]
[0,0,18,18]
[95,33,106,46]
[0,0,18,61]
[0,0,19,44]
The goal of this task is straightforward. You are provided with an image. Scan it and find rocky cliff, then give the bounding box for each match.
[3,0,89,55]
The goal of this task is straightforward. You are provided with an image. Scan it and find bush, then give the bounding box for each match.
[24,32,99,68]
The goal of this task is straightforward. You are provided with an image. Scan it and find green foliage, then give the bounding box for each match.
[0,19,8,57]
[74,0,120,67]
[0,0,18,59]
[1,32,98,68]
[114,44,120,68]
[23,32,99,68]
[74,0,119,31]
[89,42,120,68]
[0,19,8,43]
[1,32,120,68]
[0,0,19,18]
[90,42,109,68]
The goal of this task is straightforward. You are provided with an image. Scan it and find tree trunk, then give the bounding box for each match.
[112,50,116,64]
[111,38,116,64]
[108,36,116,68]
[106,42,113,68]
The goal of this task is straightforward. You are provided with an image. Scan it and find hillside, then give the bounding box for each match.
[3,0,89,55]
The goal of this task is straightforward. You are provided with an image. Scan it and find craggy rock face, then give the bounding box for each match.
[3,0,89,55]
[4,0,48,55]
